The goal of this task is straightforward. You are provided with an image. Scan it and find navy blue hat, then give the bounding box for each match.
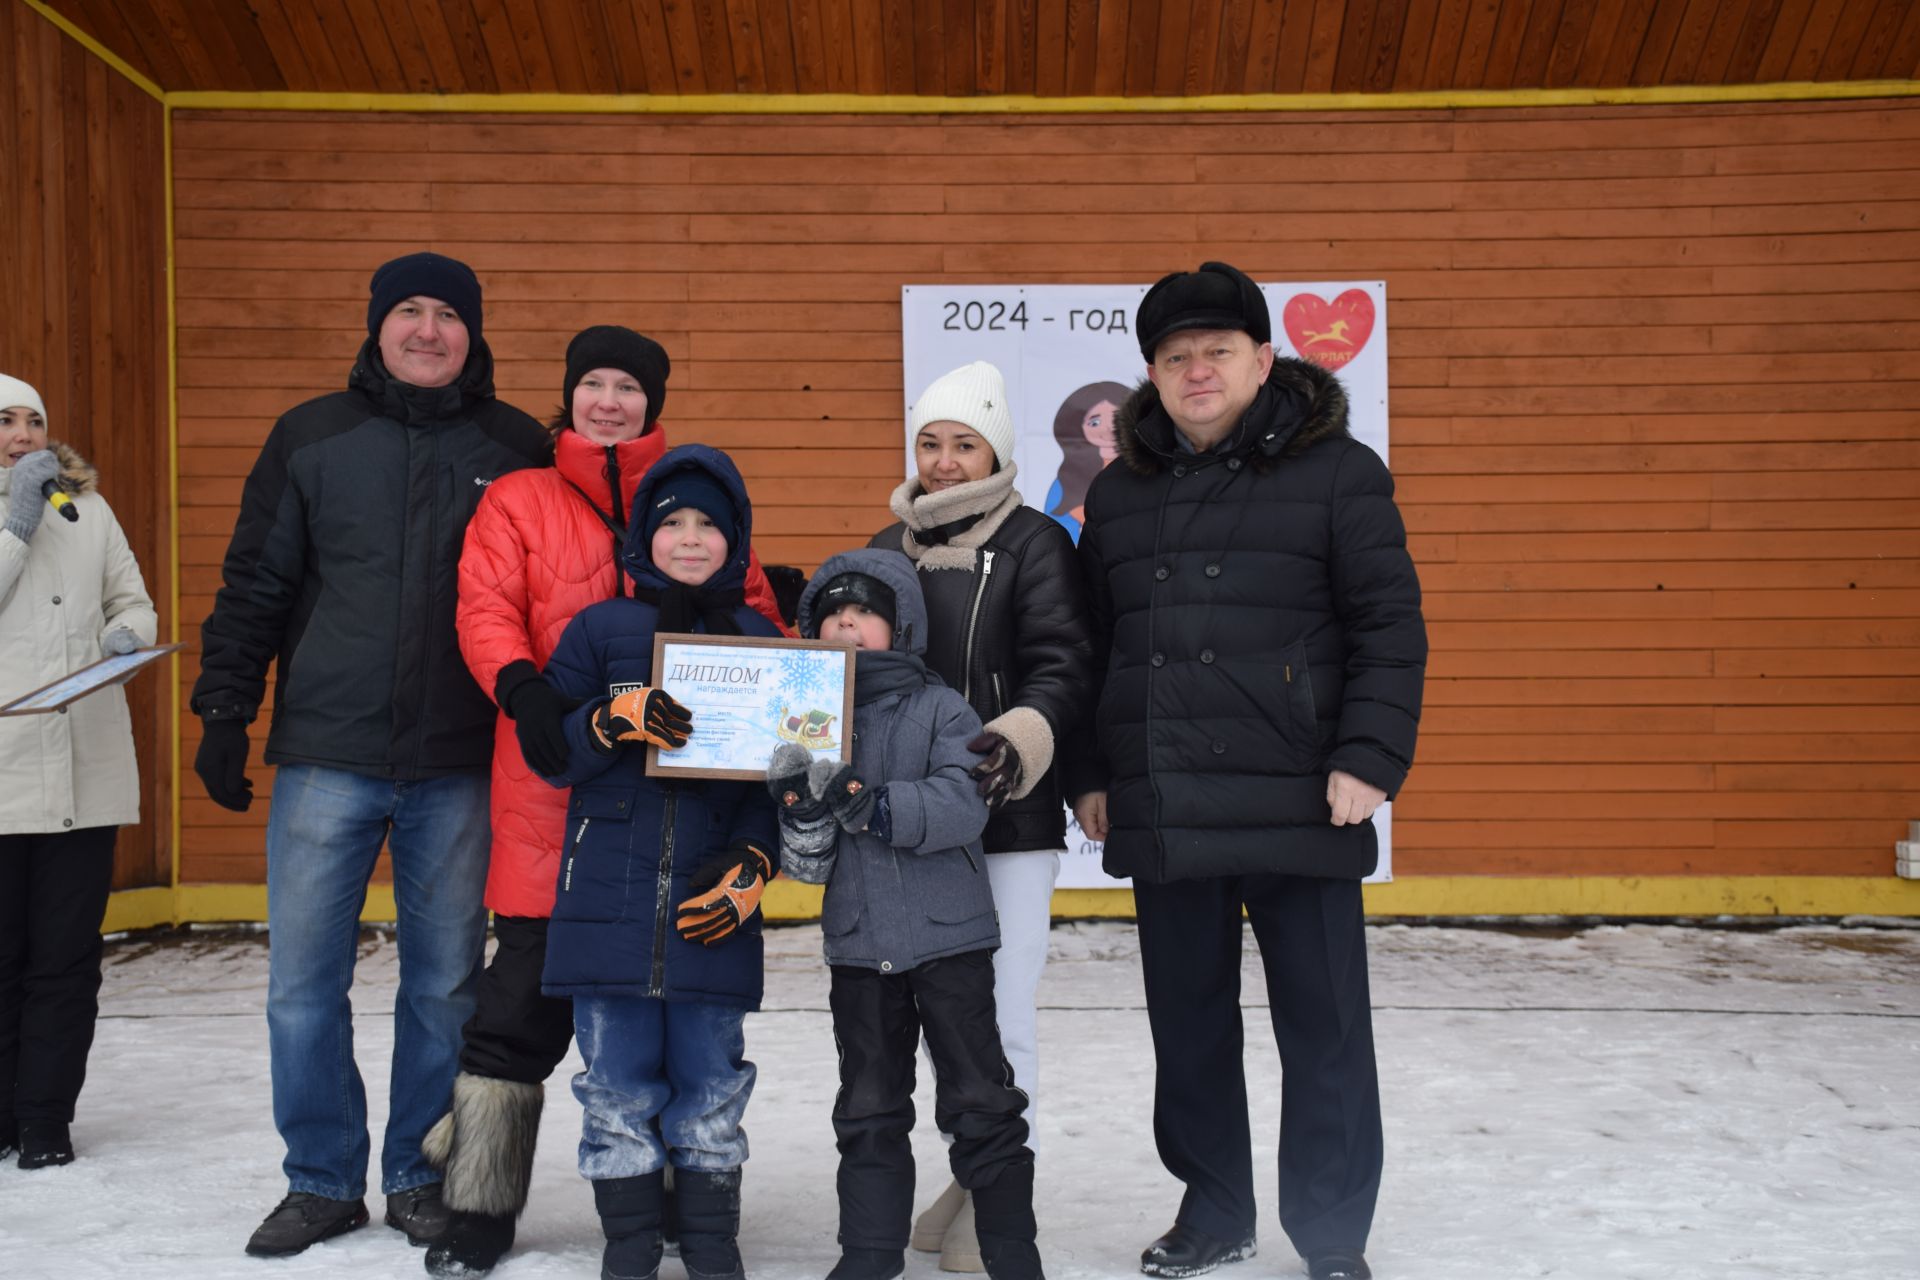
[368,252,483,343]
[1135,261,1269,361]
[644,467,739,552]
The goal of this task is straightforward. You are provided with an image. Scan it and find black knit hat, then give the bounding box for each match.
[367,252,483,343]
[644,466,738,552]
[809,572,897,636]
[564,325,670,428]
[1135,261,1271,361]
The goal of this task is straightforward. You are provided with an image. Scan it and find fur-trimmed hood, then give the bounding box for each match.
[0,439,100,497]
[1113,355,1350,476]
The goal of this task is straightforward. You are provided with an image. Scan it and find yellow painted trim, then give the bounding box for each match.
[1362,875,1920,918]
[162,81,1920,116]
[100,887,176,935]
[165,102,181,897]
[105,875,1920,935]
[18,0,164,102]
[171,883,399,924]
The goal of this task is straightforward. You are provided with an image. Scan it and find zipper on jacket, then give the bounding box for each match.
[605,447,627,598]
[648,791,678,998]
[991,671,1007,719]
[960,549,996,702]
[563,818,590,892]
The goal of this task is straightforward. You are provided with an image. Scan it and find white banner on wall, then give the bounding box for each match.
[901,282,1393,888]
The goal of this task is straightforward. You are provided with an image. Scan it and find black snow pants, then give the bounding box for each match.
[828,949,1032,1251]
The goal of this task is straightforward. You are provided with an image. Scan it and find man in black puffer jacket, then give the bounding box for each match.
[189,254,552,1261]
[1066,263,1424,1280]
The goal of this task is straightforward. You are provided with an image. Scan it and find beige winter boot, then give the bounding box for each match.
[939,1192,985,1273]
[911,1179,968,1252]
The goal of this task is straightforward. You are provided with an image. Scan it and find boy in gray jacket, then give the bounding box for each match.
[769,549,1041,1280]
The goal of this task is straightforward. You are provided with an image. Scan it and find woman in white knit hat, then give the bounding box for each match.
[868,360,1096,1271]
[0,372,157,1170]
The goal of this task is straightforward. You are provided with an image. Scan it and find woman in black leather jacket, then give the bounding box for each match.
[868,360,1095,1270]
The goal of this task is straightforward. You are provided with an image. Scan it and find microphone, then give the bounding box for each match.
[42,478,79,523]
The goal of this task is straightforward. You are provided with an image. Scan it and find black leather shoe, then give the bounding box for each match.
[387,1182,453,1245]
[1307,1248,1371,1280]
[16,1122,75,1169]
[244,1193,370,1256]
[1139,1225,1256,1277]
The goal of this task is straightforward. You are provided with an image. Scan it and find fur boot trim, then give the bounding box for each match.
[982,706,1054,802]
[438,1072,545,1218]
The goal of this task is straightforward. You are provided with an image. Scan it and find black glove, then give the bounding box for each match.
[195,718,254,812]
[504,673,576,777]
[968,731,1021,812]
[676,840,776,946]
[821,763,878,832]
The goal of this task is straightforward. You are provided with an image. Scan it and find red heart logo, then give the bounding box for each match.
[1282,291,1375,370]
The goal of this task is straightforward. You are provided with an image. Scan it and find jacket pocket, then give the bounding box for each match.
[559,787,638,911]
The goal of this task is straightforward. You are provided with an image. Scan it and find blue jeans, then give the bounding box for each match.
[265,763,490,1199]
[573,995,755,1180]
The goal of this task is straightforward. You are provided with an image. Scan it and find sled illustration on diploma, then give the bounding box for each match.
[775,706,839,751]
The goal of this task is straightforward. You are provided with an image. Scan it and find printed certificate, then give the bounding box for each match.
[645,633,855,781]
[0,644,183,716]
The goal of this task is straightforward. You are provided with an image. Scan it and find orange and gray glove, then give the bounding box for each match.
[676,840,776,946]
[591,686,693,751]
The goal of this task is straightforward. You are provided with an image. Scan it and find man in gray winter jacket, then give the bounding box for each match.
[770,549,1042,1280]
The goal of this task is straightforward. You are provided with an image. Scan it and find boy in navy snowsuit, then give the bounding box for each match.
[769,548,1042,1280]
[541,445,780,1280]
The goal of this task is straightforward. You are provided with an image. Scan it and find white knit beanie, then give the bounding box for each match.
[909,361,1015,468]
[0,374,46,421]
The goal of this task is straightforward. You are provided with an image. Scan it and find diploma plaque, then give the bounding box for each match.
[0,644,183,717]
[644,632,856,781]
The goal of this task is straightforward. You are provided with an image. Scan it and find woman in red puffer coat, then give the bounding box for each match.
[426,326,784,1277]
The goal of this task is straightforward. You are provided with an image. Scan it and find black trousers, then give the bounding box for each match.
[0,825,118,1127]
[457,914,577,1084]
[829,950,1032,1251]
[1132,873,1381,1259]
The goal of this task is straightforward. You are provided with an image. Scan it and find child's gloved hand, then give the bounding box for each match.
[676,840,775,946]
[967,730,1021,812]
[822,763,878,832]
[767,742,828,819]
[592,686,692,751]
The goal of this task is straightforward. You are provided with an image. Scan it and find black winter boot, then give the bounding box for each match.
[422,1073,545,1277]
[593,1171,666,1280]
[16,1122,75,1169]
[825,1248,905,1280]
[970,1160,1043,1280]
[674,1167,746,1280]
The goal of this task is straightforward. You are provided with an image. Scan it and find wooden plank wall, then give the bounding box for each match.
[172,101,1920,887]
[1,1,170,890]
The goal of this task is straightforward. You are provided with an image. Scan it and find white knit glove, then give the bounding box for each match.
[102,627,143,656]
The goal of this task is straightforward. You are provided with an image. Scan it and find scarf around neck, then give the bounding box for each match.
[634,583,746,636]
[888,464,1022,559]
[852,648,938,705]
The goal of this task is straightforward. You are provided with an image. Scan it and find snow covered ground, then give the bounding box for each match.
[2,919,1916,1280]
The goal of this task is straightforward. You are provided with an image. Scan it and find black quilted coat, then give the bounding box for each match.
[1066,356,1426,883]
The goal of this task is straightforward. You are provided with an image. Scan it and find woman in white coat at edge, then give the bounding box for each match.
[0,372,158,1170]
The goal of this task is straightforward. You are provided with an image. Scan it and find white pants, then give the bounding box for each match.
[928,848,1060,1154]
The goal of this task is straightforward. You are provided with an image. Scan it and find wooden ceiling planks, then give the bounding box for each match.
[31,0,1920,94]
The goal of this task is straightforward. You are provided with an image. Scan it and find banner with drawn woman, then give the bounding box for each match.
[901,281,1392,887]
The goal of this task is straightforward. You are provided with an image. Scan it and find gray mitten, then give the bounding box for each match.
[102,627,142,656]
[768,743,838,882]
[5,450,60,543]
